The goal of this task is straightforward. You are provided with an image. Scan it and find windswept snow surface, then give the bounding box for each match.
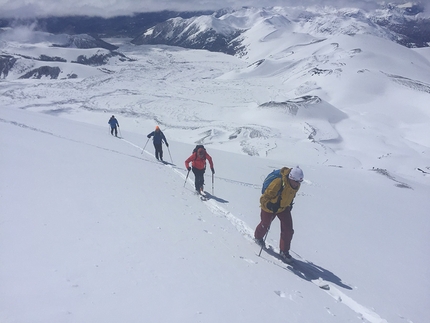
[1,102,429,323]
[1,14,430,323]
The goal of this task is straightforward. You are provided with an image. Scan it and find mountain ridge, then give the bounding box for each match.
[1,3,429,53]
[1,4,430,79]
[131,5,430,57]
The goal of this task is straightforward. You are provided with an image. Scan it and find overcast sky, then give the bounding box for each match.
[0,0,418,19]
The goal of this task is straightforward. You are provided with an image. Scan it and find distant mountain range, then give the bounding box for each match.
[131,3,430,53]
[0,11,212,40]
[1,3,429,53]
[0,3,429,79]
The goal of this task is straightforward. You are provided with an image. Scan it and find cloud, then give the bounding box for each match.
[4,0,227,18]
[0,24,37,42]
[0,0,426,18]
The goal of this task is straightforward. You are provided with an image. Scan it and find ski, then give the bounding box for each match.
[259,243,294,265]
[255,241,332,290]
[195,190,208,201]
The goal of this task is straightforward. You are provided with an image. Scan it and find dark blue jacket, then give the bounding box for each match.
[147,130,168,145]
[108,117,119,128]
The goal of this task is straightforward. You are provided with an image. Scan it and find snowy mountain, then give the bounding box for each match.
[131,15,242,55]
[1,2,430,323]
[0,30,134,79]
[132,4,430,53]
[1,4,430,178]
[1,3,430,80]
[0,11,213,38]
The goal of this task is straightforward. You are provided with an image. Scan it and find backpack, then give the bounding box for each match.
[261,169,283,194]
[192,144,205,154]
[192,145,206,159]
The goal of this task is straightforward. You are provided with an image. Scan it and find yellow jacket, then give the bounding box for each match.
[260,167,300,214]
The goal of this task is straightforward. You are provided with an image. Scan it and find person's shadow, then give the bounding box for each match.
[203,191,229,203]
[262,248,351,290]
[287,258,352,290]
[161,160,175,166]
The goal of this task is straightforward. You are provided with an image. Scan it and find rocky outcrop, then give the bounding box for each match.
[0,55,17,78]
[19,66,61,79]
[52,34,119,50]
[72,51,134,66]
[39,55,67,62]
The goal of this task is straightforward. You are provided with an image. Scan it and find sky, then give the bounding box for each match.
[1,6,430,323]
[0,0,420,18]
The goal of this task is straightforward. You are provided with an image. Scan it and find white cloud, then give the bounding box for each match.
[0,0,421,18]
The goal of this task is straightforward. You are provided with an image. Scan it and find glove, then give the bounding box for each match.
[147,135,150,138]
[166,143,169,147]
[211,168,215,174]
[266,201,280,213]
[187,167,191,171]
[289,202,294,211]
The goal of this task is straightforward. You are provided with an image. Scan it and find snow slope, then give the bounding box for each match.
[1,7,430,322]
[1,104,429,323]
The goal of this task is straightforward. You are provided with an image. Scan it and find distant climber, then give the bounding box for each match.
[108,115,120,137]
[147,126,169,161]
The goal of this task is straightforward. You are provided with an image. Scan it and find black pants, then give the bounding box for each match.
[192,167,205,191]
[110,126,118,136]
[154,143,163,160]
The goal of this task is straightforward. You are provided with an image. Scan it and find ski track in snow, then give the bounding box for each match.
[3,117,390,323]
[121,134,389,323]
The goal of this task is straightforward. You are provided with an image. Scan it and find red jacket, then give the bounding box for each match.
[185,150,214,170]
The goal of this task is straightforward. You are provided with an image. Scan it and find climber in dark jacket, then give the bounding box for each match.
[147,125,168,161]
[108,115,119,137]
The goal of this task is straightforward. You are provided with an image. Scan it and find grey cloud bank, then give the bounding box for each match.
[0,0,422,18]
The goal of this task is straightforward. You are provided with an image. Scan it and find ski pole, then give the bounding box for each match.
[118,127,122,138]
[258,215,276,257]
[184,169,190,187]
[142,138,150,154]
[167,145,173,164]
[212,173,214,195]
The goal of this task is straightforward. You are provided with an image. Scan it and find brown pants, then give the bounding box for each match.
[254,208,294,252]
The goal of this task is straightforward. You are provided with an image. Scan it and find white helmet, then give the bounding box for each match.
[289,166,304,182]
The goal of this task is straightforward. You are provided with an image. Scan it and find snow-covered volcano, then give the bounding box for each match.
[1,5,430,322]
[1,5,429,181]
